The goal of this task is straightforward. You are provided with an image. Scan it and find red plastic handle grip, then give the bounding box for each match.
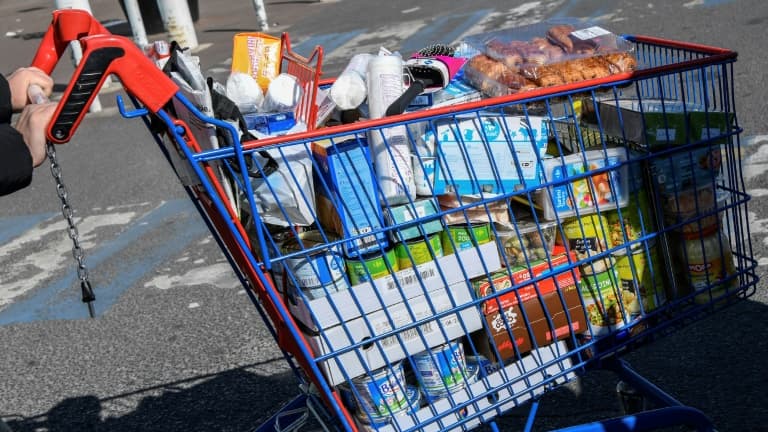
[31,10,179,143]
[31,9,110,75]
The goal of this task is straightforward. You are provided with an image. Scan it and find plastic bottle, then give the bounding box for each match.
[366,54,414,204]
[679,225,736,303]
[329,53,373,110]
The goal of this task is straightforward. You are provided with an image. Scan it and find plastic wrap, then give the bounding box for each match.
[461,21,637,97]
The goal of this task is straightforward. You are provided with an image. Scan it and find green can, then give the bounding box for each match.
[579,269,625,337]
[395,233,443,269]
[346,248,398,285]
[441,222,491,255]
[614,242,667,315]
[606,190,655,250]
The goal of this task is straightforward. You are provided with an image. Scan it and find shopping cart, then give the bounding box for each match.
[32,9,757,432]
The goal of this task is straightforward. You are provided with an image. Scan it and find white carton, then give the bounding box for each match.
[536,147,629,220]
[288,241,500,331]
[305,280,483,386]
[417,114,549,195]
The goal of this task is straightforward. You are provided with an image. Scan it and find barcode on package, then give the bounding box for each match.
[571,26,611,40]
[381,321,435,348]
[385,267,437,291]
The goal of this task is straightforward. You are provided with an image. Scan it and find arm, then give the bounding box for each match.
[0,74,33,196]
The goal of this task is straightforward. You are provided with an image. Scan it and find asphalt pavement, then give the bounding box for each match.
[1,0,767,431]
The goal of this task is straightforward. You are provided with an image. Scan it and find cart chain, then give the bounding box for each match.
[47,142,96,318]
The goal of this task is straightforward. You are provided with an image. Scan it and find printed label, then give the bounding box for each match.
[571,26,612,40]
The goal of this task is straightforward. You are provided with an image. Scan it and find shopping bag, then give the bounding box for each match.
[206,77,316,228]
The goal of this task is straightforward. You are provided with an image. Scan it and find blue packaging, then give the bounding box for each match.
[312,136,388,257]
[244,111,297,135]
[420,113,548,195]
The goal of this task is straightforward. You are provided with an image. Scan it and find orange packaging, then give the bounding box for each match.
[231,32,282,93]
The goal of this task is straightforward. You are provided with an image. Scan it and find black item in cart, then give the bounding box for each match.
[37,9,758,432]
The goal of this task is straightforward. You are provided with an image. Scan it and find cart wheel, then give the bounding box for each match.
[615,380,648,415]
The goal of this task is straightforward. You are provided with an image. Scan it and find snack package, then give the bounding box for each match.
[460,21,637,97]
[231,32,283,93]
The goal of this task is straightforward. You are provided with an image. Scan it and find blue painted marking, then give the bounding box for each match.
[399,9,493,56]
[0,199,207,324]
[0,213,57,246]
[292,29,366,59]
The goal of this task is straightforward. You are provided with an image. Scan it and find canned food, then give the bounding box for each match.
[561,214,614,275]
[579,269,626,337]
[494,220,556,267]
[441,222,491,254]
[346,248,398,285]
[394,233,443,269]
[412,341,468,397]
[606,190,655,250]
[351,363,410,421]
[355,385,421,430]
[614,243,667,316]
[280,231,345,289]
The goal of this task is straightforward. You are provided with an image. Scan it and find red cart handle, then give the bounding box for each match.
[31,9,179,144]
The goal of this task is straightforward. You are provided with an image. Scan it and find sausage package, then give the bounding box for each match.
[460,21,637,97]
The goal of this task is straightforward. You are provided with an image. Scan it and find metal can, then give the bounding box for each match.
[412,341,468,398]
[606,190,655,250]
[613,241,667,316]
[441,222,491,255]
[280,231,345,289]
[579,269,626,337]
[562,214,614,275]
[351,362,409,421]
[355,385,421,428]
[346,248,398,285]
[394,233,443,269]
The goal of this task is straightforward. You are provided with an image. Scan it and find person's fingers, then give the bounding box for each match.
[7,67,55,111]
[27,67,55,97]
[15,102,57,167]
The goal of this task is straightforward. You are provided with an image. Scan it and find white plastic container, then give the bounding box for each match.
[366,55,414,204]
[537,147,629,220]
[330,53,374,110]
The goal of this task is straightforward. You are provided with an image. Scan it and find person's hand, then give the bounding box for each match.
[6,67,54,112]
[14,102,57,167]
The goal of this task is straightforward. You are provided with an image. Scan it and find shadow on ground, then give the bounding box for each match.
[6,368,298,432]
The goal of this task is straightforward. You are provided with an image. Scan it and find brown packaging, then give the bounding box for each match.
[471,282,587,363]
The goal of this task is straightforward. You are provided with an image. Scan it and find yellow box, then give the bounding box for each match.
[231,32,282,92]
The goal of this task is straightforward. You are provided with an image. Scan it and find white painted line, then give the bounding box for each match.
[402,7,420,13]
[0,209,141,309]
[143,263,239,290]
[189,302,200,308]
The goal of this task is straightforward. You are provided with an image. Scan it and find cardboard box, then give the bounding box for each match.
[289,241,500,331]
[383,198,444,243]
[537,147,629,220]
[472,282,587,363]
[597,98,735,149]
[472,250,580,315]
[306,280,482,386]
[420,114,548,195]
[647,145,722,195]
[230,32,282,93]
[313,137,388,256]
